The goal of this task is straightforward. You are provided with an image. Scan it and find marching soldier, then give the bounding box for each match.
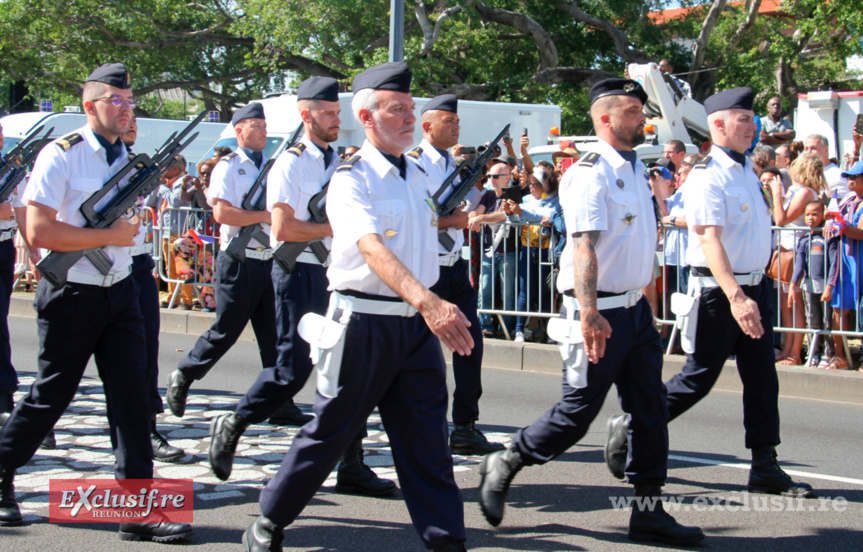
[604,87,814,499]
[208,76,394,496]
[0,63,191,542]
[408,94,503,455]
[477,78,703,545]
[242,62,470,552]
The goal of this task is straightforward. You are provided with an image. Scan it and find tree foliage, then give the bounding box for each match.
[0,0,860,133]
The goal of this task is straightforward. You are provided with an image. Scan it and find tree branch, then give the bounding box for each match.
[414,0,477,57]
[555,1,649,63]
[533,67,619,87]
[728,0,763,50]
[474,1,558,70]
[688,0,727,82]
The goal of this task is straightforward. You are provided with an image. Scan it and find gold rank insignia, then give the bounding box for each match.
[741,204,749,212]
[384,230,398,239]
[623,213,637,225]
[238,168,246,175]
[616,179,625,189]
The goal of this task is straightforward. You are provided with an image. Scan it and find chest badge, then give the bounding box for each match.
[384,230,398,239]
[238,168,246,175]
[741,204,749,212]
[425,198,439,227]
[616,179,625,189]
[622,213,637,225]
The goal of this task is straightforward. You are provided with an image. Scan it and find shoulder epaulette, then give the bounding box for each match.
[693,156,712,169]
[55,132,83,152]
[336,154,361,172]
[287,142,306,156]
[577,152,601,167]
[220,151,238,162]
[406,146,423,159]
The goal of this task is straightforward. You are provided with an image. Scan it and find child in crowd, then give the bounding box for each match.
[789,201,837,367]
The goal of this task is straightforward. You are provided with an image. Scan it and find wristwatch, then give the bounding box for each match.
[670,216,677,226]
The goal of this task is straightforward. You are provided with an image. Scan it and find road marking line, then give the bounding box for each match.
[669,454,863,486]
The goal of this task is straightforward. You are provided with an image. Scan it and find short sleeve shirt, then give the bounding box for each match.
[208,148,270,251]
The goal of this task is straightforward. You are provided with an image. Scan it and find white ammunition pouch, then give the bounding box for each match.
[670,292,700,354]
[546,295,589,390]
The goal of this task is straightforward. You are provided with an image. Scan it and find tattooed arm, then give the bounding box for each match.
[572,230,613,363]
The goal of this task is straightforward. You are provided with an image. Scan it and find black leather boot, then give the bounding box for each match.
[0,391,13,415]
[432,540,468,552]
[151,416,184,463]
[604,413,629,480]
[478,445,524,527]
[267,400,314,427]
[118,521,193,542]
[450,422,505,456]
[243,515,284,552]
[335,436,396,497]
[209,412,250,481]
[166,370,193,417]
[748,445,815,498]
[628,484,704,545]
[0,468,22,526]
[40,429,56,450]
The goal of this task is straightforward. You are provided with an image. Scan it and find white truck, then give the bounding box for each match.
[528,62,707,165]
[0,111,226,175]
[200,92,562,163]
[794,91,863,162]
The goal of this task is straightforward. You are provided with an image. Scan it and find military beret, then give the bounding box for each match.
[86,63,131,90]
[352,62,412,93]
[231,102,266,126]
[589,78,647,106]
[297,76,339,102]
[422,94,458,114]
[704,87,754,115]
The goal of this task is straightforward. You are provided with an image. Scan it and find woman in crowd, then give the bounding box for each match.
[766,154,826,365]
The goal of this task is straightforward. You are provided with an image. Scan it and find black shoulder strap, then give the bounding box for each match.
[405,146,423,159]
[577,152,601,167]
[336,154,361,172]
[693,156,711,169]
[55,132,83,152]
[288,142,307,156]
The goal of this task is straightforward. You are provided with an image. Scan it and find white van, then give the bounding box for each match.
[201,93,562,163]
[0,112,226,175]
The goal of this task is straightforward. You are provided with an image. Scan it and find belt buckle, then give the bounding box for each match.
[625,290,639,308]
[748,271,762,286]
[101,273,115,287]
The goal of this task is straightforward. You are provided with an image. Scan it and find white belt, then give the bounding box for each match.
[438,253,461,267]
[129,244,151,257]
[297,250,330,267]
[0,229,15,242]
[333,291,417,317]
[564,289,642,312]
[245,248,273,261]
[66,266,132,287]
[690,270,762,289]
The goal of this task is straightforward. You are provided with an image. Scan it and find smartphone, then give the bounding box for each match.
[523,127,528,136]
[337,146,345,158]
[501,187,523,203]
[559,157,576,173]
[460,146,476,157]
[856,114,863,135]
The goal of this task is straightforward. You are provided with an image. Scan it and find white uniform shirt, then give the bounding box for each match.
[824,163,849,200]
[683,146,772,273]
[409,138,479,254]
[326,140,439,297]
[266,136,336,253]
[23,125,133,275]
[556,139,656,294]
[208,148,270,251]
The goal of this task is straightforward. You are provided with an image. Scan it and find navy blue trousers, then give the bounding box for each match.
[665,278,780,449]
[0,238,16,393]
[515,297,668,485]
[131,254,164,414]
[259,311,465,549]
[236,262,328,423]
[178,253,277,379]
[0,276,153,478]
[429,258,483,425]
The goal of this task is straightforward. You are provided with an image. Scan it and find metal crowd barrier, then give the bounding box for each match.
[471,219,863,366]
[152,205,218,309]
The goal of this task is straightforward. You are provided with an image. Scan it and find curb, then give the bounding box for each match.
[11,293,863,405]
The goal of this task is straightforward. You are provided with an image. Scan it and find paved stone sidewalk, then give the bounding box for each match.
[9,375,501,522]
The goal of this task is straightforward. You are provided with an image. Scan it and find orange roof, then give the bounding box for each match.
[650,0,783,25]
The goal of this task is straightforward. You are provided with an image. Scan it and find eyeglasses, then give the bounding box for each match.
[92,95,137,108]
[489,174,508,179]
[680,161,693,168]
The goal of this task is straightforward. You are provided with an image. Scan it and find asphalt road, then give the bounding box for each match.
[4,315,863,551]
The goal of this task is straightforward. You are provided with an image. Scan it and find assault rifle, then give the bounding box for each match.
[0,124,54,202]
[433,124,510,251]
[272,184,330,273]
[223,121,303,262]
[37,110,207,288]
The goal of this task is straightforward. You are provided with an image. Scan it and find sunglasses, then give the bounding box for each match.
[92,95,137,108]
[489,174,508,179]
